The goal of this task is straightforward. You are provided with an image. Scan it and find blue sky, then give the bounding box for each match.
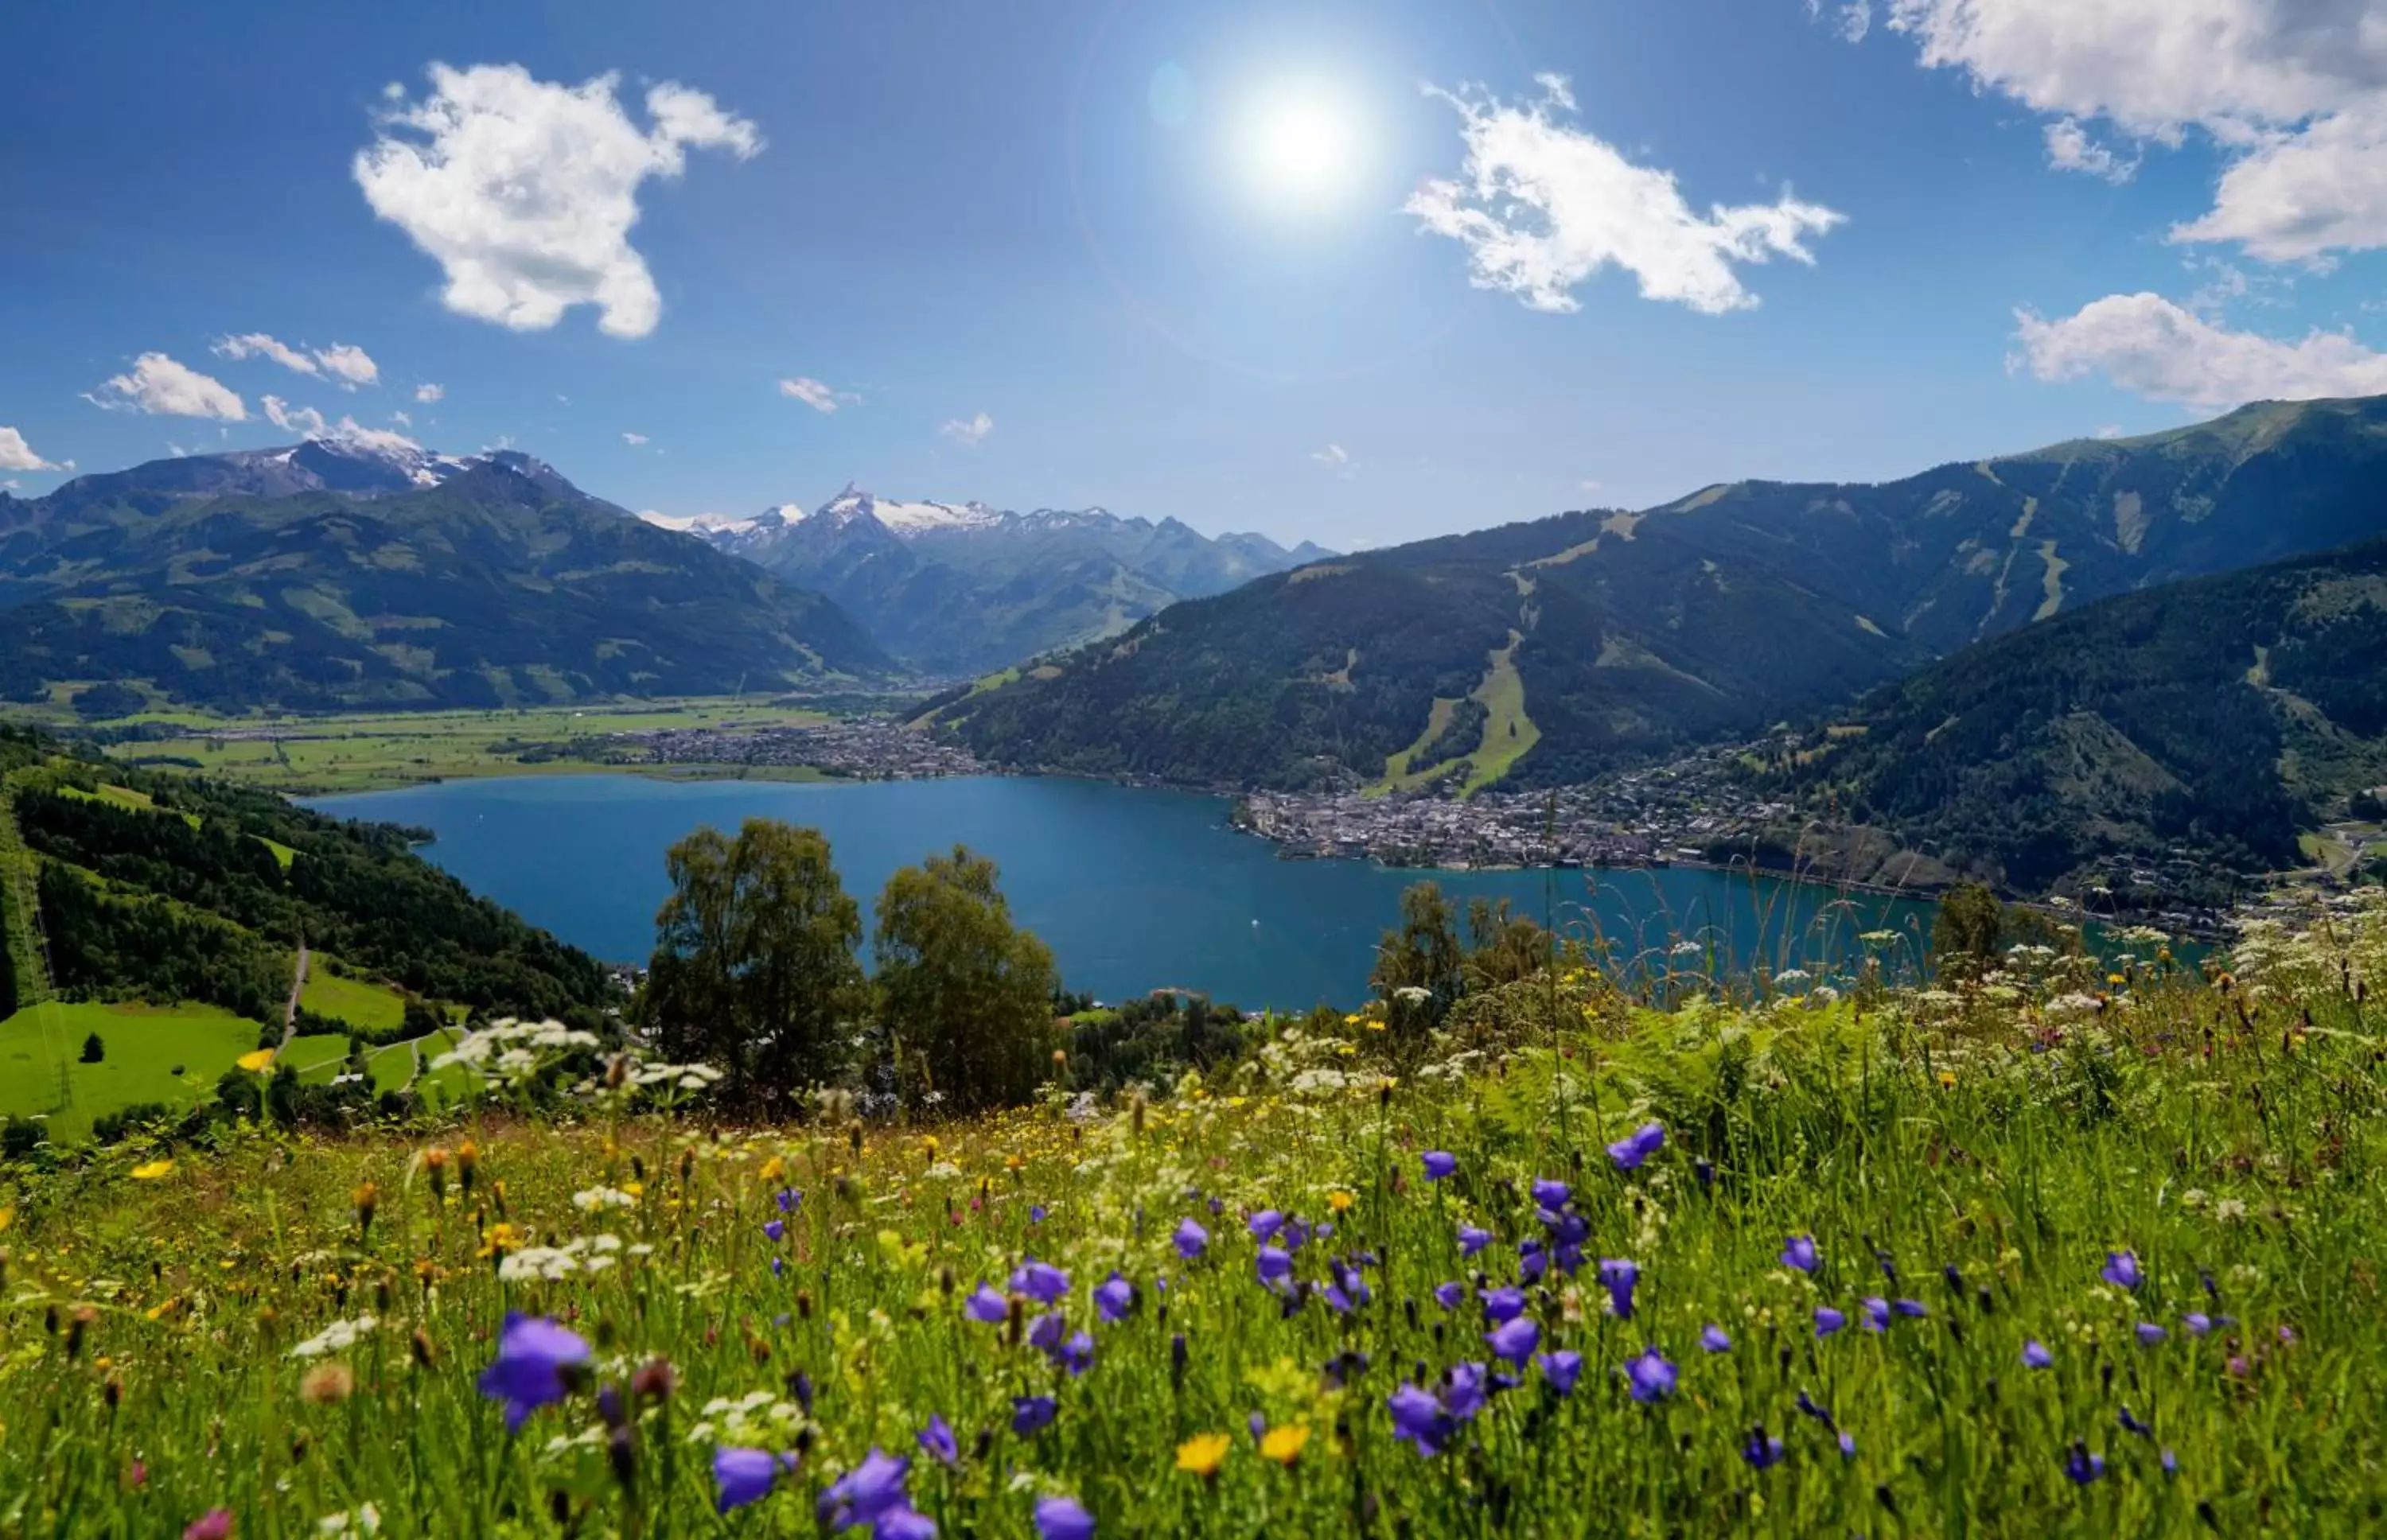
[7,0,2387,548]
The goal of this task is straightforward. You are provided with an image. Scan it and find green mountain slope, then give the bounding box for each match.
[0,445,890,713]
[939,395,2387,791]
[0,726,611,1026]
[1774,537,2387,897]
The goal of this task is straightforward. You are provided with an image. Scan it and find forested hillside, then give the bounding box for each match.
[0,728,609,1025]
[1770,537,2387,895]
[939,395,2387,791]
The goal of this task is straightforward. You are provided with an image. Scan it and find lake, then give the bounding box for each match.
[308,774,1941,1009]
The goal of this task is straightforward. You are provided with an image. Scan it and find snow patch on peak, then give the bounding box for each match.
[638,510,767,536]
[808,485,1001,535]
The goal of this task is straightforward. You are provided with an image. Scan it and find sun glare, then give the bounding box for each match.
[1238,83,1366,208]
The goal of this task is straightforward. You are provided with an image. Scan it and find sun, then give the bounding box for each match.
[1237,82,1367,208]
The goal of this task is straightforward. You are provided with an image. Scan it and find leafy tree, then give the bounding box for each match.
[1463,896,1556,991]
[642,819,866,1105]
[79,1032,103,1064]
[1372,882,1466,1044]
[874,845,1057,1111]
[1933,884,2005,975]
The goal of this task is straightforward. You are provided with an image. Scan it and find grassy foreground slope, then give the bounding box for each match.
[0,893,2378,1534]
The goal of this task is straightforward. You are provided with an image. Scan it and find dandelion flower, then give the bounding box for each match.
[130,1160,174,1181]
[1176,1432,1231,1477]
[1260,1423,1310,1466]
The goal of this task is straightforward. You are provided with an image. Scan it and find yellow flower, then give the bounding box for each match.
[236,1048,276,1072]
[0,1206,12,1233]
[759,1156,785,1182]
[1176,1432,1232,1477]
[1937,1071,1957,1089]
[1260,1423,1311,1466]
[130,1159,174,1180]
[1365,1018,1388,1032]
[1326,1189,1354,1213]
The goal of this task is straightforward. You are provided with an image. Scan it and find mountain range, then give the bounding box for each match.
[935,395,2387,795]
[646,487,1334,675]
[0,436,890,713]
[1767,535,2387,901]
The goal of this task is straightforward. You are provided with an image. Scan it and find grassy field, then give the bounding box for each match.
[1367,634,1543,798]
[0,1000,259,1141]
[0,898,2376,1534]
[28,697,841,794]
[298,970,409,1034]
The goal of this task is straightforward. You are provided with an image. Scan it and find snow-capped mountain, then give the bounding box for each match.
[641,485,1334,675]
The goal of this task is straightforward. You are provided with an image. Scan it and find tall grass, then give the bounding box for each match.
[0,892,2378,1536]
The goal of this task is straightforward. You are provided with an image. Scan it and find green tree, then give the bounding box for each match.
[874,845,1058,1111]
[1933,883,2006,976]
[1372,881,1466,1051]
[79,1032,103,1064]
[641,819,866,1104]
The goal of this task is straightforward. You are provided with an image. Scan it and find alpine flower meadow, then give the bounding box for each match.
[0,899,2380,1534]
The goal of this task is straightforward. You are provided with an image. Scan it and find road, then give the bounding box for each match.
[281,941,310,1045]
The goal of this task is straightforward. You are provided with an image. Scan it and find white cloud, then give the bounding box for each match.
[1406,76,1844,315]
[214,332,319,375]
[333,420,422,456]
[2043,118,2138,184]
[2012,292,2387,408]
[1310,443,1354,475]
[313,344,380,388]
[779,375,844,412]
[85,353,247,420]
[1806,0,1872,44]
[940,411,994,447]
[0,428,66,472]
[355,63,762,338]
[1882,0,2387,262]
[621,430,649,445]
[213,334,380,387]
[2095,424,2126,439]
[1579,477,1603,492]
[415,383,445,402]
[263,395,331,438]
[391,410,413,427]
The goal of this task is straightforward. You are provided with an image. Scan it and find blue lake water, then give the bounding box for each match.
[307,774,1941,1009]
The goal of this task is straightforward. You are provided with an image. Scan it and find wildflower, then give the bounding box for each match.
[130,1160,174,1181]
[1421,1151,1457,1180]
[1781,1235,1820,1274]
[1624,1347,1676,1403]
[1838,1430,1857,1459]
[1700,1324,1732,1353]
[477,1312,590,1433]
[714,1447,791,1513]
[762,1219,786,1243]
[1530,1178,1571,1213]
[2183,1312,2213,1337]
[1433,1281,1466,1309]
[1256,1246,1293,1285]
[2120,1406,2153,1437]
[964,1284,1008,1324]
[1606,1121,1665,1172]
[1538,1349,1583,1395]
[1057,1331,1095,1378]
[1010,1261,1069,1304]
[237,1048,276,1072]
[2022,1339,2053,1369]
[1248,1210,1285,1242]
[1094,1273,1135,1323]
[1457,1223,1493,1258]
[910,1414,959,1468]
[818,1449,912,1531]
[2062,1442,2105,1485]
[1029,1312,1068,1354]
[1693,1157,1715,1195]
[1172,1218,1208,1260]
[1596,1258,1638,1320]
[1480,1285,1525,1324]
[1486,1316,1540,1365]
[1862,1297,1891,1332]
[1742,1425,1786,1470]
[1176,1433,1231,1478]
[1795,1390,1836,1429]
[2136,1322,2168,1346]
[1034,1495,1095,1540]
[299,1363,354,1404]
[1388,1384,1455,1456]
[2101,1250,2143,1291]
[1030,1205,1048,1224]
[184,1512,234,1540]
[290,1316,376,1359]
[1814,1307,1847,1338]
[1012,1395,1057,1435]
[1260,1424,1310,1466]
[1892,1299,1928,1319]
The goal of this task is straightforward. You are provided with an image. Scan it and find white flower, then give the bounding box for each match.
[572,1186,638,1211]
[290,1316,378,1359]
[318,1505,380,1536]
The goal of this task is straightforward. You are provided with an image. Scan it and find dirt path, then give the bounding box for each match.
[281,940,310,1045]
